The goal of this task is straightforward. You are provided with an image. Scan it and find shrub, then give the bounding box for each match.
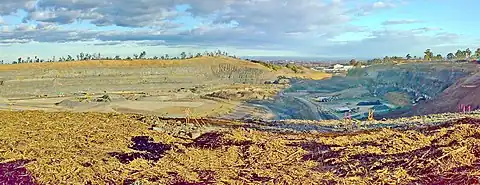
[285,64,303,73]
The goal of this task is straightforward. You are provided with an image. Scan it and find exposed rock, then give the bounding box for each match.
[275,78,290,84]
[55,99,82,108]
[94,95,112,102]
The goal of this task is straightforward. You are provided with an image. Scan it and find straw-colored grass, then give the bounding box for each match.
[1,110,480,184]
[0,57,264,71]
[0,56,331,81]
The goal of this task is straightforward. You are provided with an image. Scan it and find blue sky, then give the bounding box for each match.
[0,0,479,62]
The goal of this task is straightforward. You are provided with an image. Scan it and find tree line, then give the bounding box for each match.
[365,48,480,64]
[0,50,239,64]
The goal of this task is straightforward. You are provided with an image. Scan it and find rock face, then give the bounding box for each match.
[370,68,467,100]
[397,71,480,116]
[250,63,477,120]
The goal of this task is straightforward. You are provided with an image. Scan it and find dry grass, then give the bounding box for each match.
[1,111,480,184]
[279,67,332,80]
[0,56,330,82]
[0,57,267,71]
[0,111,180,184]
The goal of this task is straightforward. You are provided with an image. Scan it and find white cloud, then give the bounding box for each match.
[373,1,394,9]
[314,29,463,58]
[349,0,399,16]
[382,19,424,25]
[0,0,36,15]
[0,0,476,60]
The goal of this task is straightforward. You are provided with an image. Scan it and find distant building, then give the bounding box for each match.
[357,100,382,106]
[333,64,344,69]
[335,107,351,113]
[312,67,325,71]
[320,64,356,73]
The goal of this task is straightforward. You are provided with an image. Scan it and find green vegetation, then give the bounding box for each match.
[366,47,480,65]
[248,60,283,71]
[0,50,239,64]
[285,63,304,73]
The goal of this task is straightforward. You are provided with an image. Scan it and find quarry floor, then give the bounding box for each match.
[0,57,295,119]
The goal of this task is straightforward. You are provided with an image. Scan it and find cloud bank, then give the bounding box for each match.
[0,0,474,59]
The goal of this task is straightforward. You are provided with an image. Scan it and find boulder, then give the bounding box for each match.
[275,78,290,84]
[94,95,112,102]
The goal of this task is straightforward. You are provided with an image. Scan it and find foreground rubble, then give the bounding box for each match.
[1,110,480,184]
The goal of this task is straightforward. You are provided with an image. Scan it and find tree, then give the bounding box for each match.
[79,52,85,60]
[406,54,412,60]
[455,50,464,59]
[139,51,146,59]
[383,56,390,62]
[180,52,187,59]
[391,56,403,60]
[447,53,455,60]
[435,54,443,60]
[424,49,433,61]
[475,48,480,58]
[466,48,472,58]
[349,59,359,66]
[133,54,139,59]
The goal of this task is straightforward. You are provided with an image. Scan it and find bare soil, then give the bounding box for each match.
[0,57,329,118]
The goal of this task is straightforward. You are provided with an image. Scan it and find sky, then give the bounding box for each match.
[0,0,479,62]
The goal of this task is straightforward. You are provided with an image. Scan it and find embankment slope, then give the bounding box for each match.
[399,71,480,116]
[0,57,330,117]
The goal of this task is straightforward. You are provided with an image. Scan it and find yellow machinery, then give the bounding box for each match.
[368,109,375,121]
